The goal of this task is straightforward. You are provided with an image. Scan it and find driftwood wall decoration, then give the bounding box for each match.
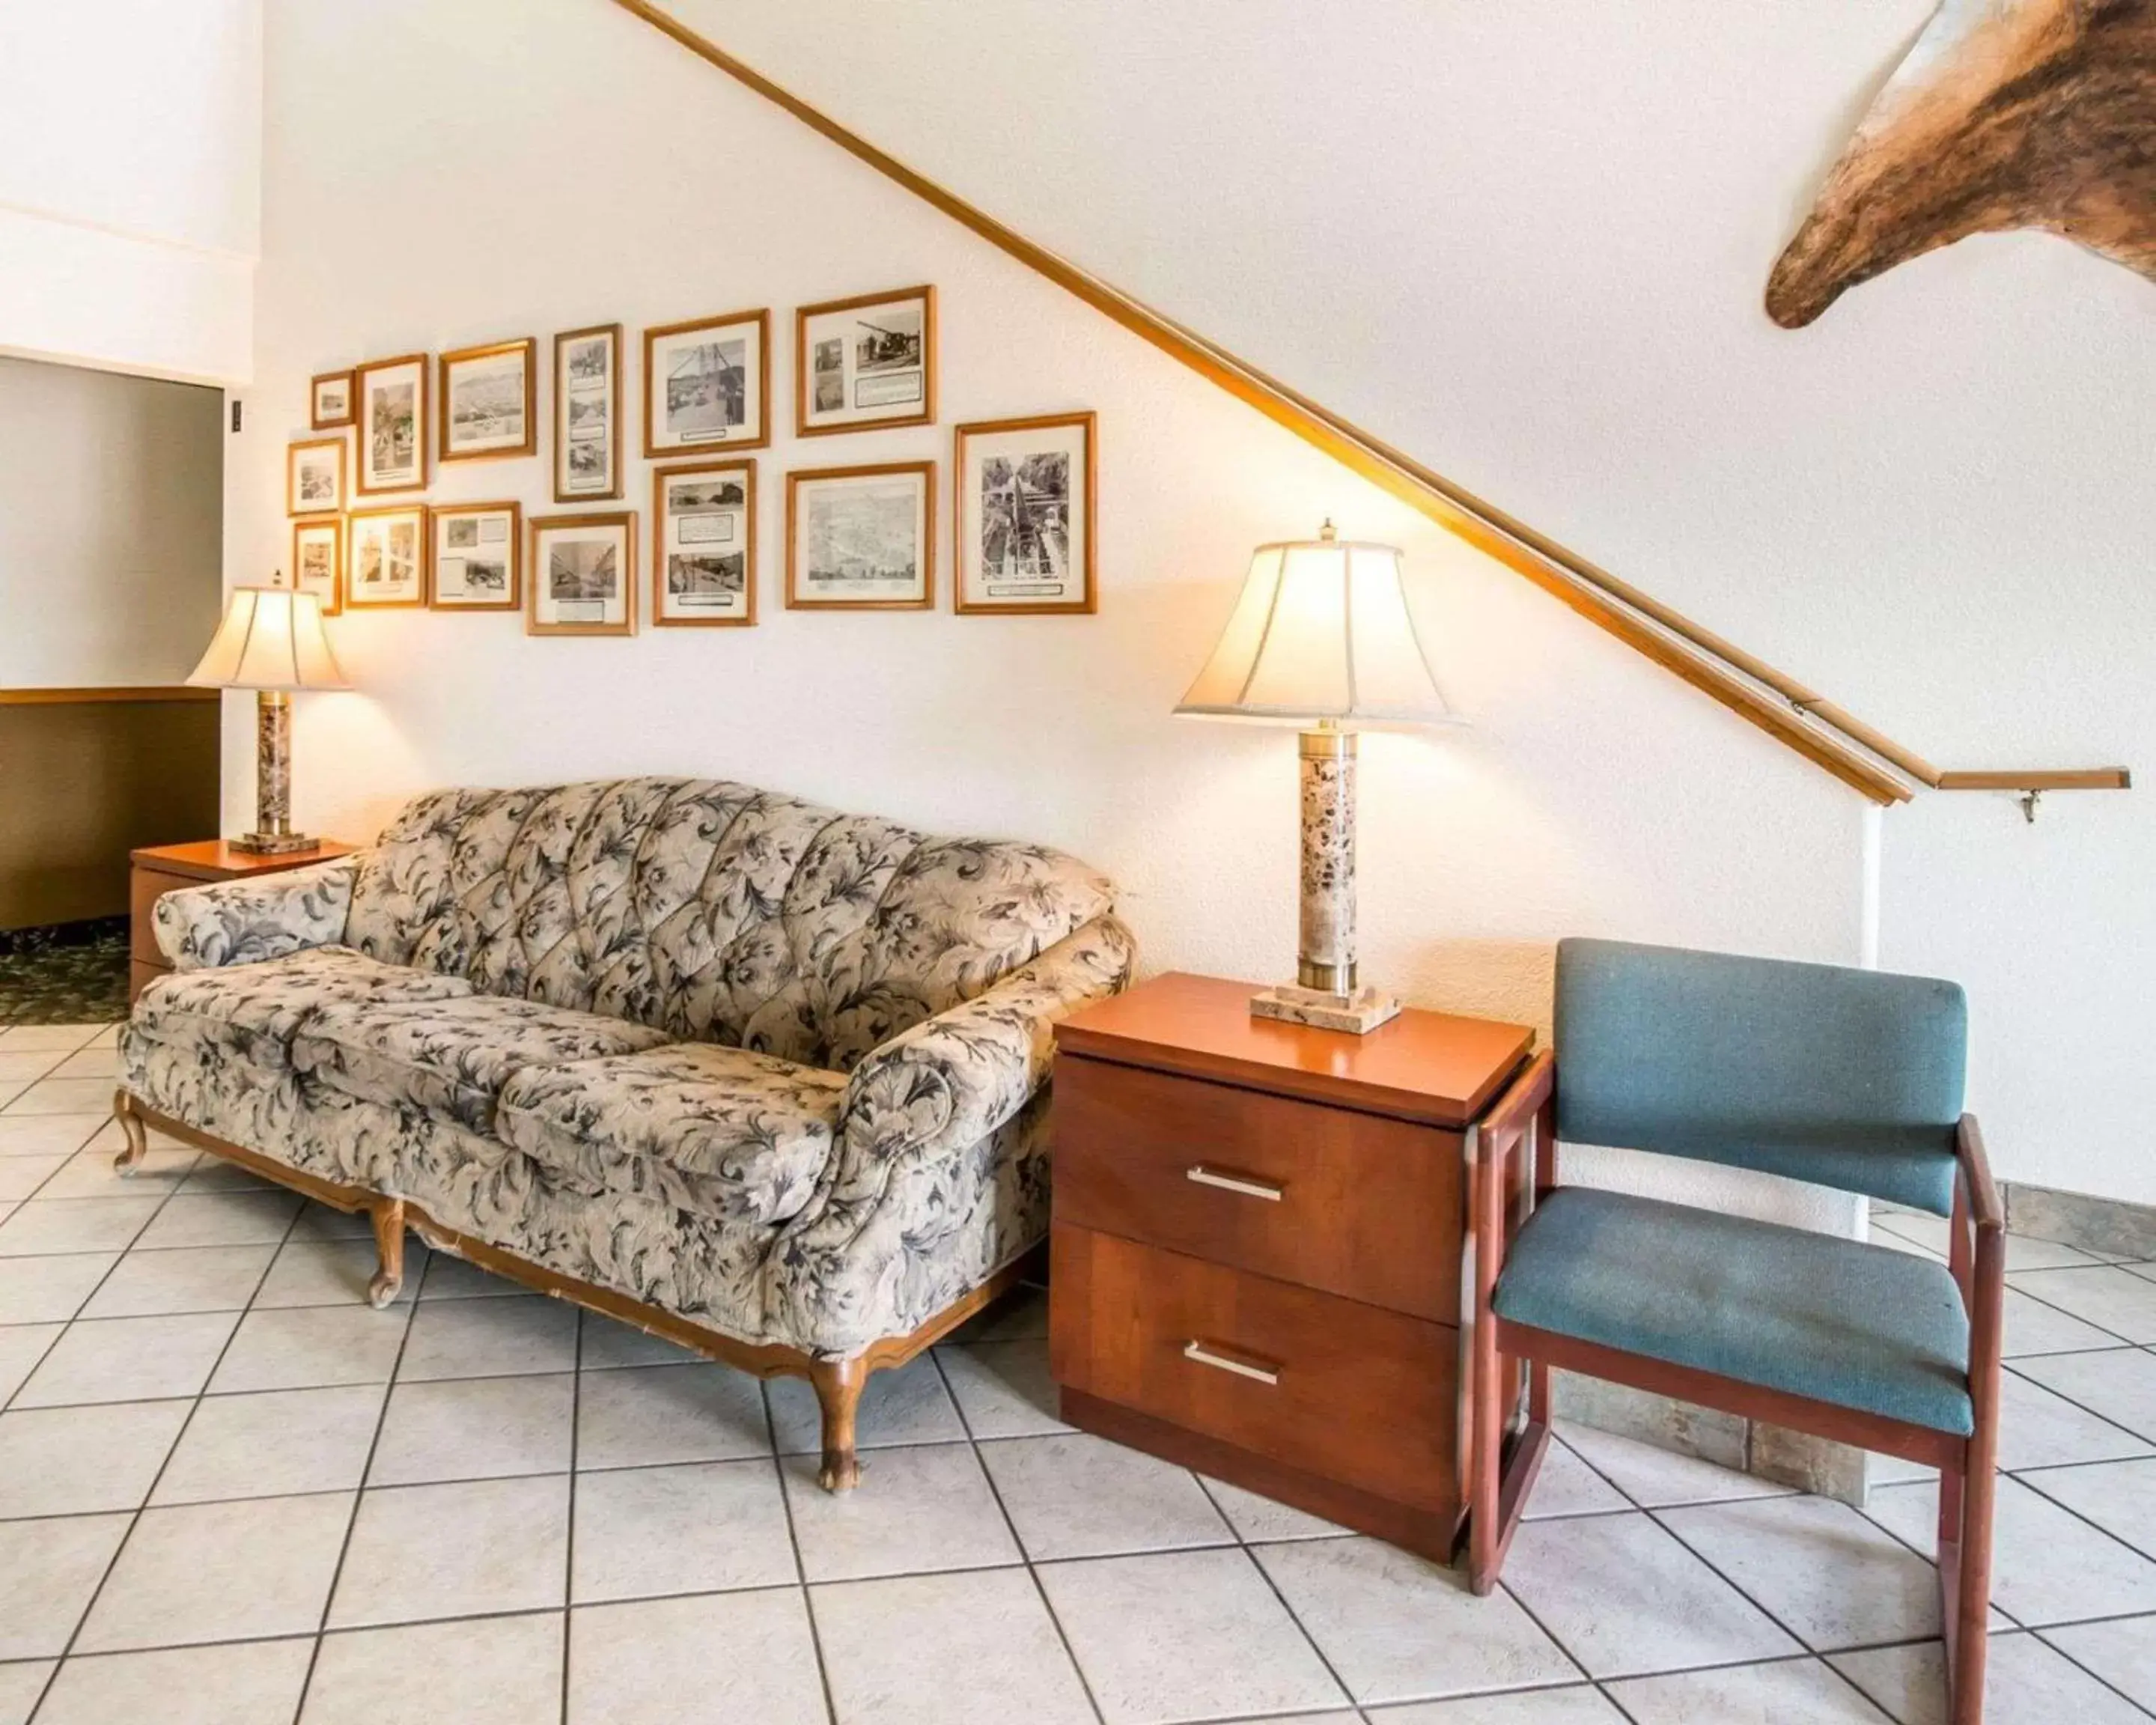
[1767,0,2156,326]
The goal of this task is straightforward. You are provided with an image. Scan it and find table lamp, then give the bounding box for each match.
[186,579,350,854]
[1175,521,1456,1033]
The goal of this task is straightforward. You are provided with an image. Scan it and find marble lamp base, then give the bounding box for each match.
[231,690,319,855]
[1250,981,1403,1035]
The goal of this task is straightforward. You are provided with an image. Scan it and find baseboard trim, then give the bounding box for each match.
[2003,1181,2156,1262]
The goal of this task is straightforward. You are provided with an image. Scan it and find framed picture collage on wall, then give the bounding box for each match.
[282,285,1097,634]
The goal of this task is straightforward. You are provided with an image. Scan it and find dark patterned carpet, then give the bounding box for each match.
[0,919,130,1023]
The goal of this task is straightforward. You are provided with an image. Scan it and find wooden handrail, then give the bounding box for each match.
[0,686,216,705]
[613,1,2128,809]
[1935,769,2131,793]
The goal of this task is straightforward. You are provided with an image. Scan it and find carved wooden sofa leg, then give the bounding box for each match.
[809,1357,867,1491]
[112,1090,148,1176]
[368,1197,406,1309]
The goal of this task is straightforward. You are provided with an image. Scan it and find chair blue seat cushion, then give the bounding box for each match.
[1493,1186,1973,1436]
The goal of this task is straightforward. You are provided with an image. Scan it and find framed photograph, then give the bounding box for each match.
[354,353,429,494]
[954,412,1097,615]
[795,285,935,436]
[785,461,934,611]
[310,369,354,429]
[439,337,536,462]
[554,322,621,502]
[346,505,428,608]
[652,460,755,627]
[642,308,769,457]
[290,515,344,617]
[529,511,636,636]
[286,437,347,517]
[430,502,522,611]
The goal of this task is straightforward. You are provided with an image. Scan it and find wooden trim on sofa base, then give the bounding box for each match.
[112,1089,1035,1492]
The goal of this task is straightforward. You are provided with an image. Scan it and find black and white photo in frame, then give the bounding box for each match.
[642,309,769,457]
[795,285,936,436]
[286,437,347,517]
[430,502,521,611]
[439,338,535,461]
[954,411,1096,614]
[346,505,427,607]
[554,323,621,502]
[785,462,934,610]
[529,511,636,636]
[310,369,353,430]
[652,460,755,627]
[290,515,343,617]
[354,353,428,494]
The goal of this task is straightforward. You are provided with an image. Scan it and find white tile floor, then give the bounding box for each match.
[4,1021,2156,1721]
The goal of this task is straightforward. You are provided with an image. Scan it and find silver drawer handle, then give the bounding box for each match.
[1186,1165,1285,1202]
[1183,1340,1281,1386]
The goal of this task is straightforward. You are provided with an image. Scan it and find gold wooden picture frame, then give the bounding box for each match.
[310,369,354,429]
[785,461,935,612]
[290,515,344,618]
[438,337,538,463]
[953,411,1097,616]
[529,511,637,637]
[353,353,430,495]
[287,436,347,517]
[795,285,936,437]
[554,322,623,502]
[642,308,770,457]
[652,460,755,628]
[345,504,429,609]
[429,501,523,612]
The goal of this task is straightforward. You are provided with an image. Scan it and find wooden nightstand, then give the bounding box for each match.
[129,839,356,1003]
[1048,971,1535,1562]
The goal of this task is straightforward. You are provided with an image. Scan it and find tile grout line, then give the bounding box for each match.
[23,1171,308,1724]
[928,1342,1109,1725]
[557,1306,582,1725]
[288,1222,423,1725]
[756,1368,838,1725]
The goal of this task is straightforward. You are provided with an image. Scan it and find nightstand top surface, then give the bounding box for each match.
[1056,971,1535,1127]
[132,839,357,880]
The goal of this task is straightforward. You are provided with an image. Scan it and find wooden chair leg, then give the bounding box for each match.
[809,1357,867,1492]
[1469,1308,1505,1592]
[112,1090,147,1175]
[368,1197,406,1309]
[1948,1451,1995,1724]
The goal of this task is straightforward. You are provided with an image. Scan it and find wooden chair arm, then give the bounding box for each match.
[1955,1114,2003,1234]
[1477,1049,1555,1165]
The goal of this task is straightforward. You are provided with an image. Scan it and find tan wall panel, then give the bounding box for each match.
[0,699,220,929]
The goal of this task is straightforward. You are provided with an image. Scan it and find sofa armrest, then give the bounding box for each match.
[833,913,1137,1189]
[153,855,361,970]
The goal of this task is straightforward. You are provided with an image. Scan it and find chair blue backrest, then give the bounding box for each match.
[1553,938,1967,1215]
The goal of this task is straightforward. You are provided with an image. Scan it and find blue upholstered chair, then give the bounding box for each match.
[1467,938,2003,1724]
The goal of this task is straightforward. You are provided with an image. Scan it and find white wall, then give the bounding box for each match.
[235,0,1894,1237]
[667,0,2156,1203]
[0,355,225,687]
[0,0,261,384]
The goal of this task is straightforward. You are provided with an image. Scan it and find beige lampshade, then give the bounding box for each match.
[186,585,350,692]
[1174,525,1455,725]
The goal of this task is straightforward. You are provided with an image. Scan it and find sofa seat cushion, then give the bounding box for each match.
[499,1044,847,1226]
[133,946,477,1068]
[291,994,672,1135]
[1493,1186,1973,1436]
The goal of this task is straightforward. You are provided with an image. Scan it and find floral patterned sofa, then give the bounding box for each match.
[117,777,1134,1487]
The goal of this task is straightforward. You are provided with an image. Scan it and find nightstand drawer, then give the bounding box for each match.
[1053,1053,1463,1321]
[1050,1223,1459,1512]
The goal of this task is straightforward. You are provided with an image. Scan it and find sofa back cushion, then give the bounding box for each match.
[341,779,1113,1071]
